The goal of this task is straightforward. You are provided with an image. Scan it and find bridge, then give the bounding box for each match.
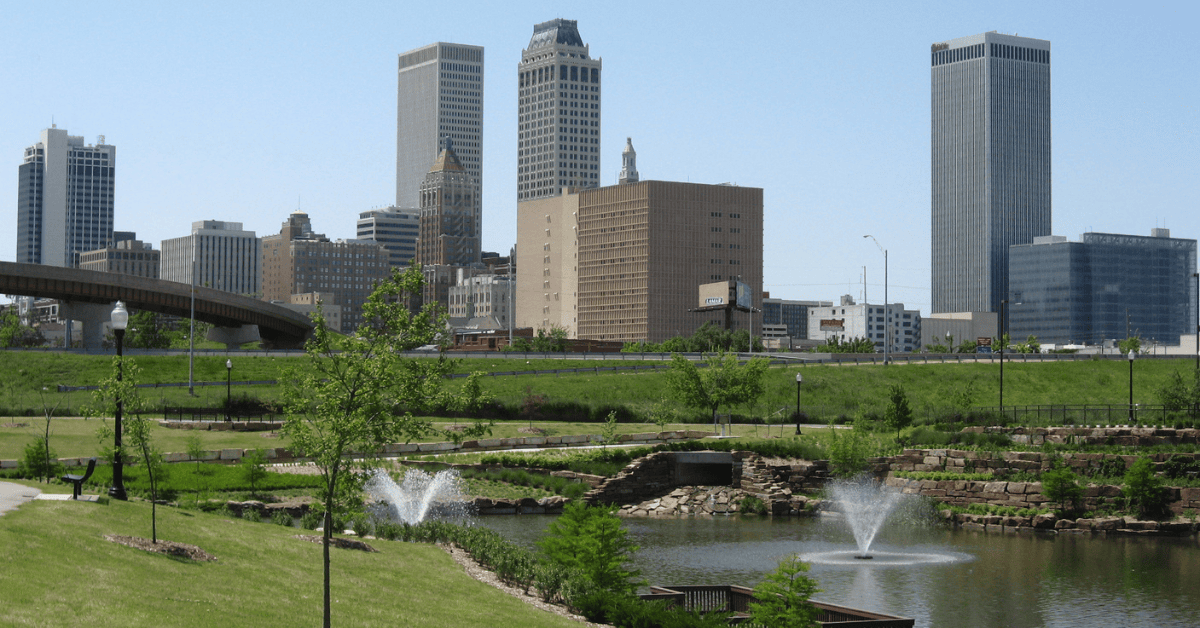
[0,261,314,349]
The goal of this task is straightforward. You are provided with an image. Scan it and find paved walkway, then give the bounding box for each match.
[0,481,41,516]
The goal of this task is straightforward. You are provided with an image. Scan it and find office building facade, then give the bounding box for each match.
[161,221,261,295]
[16,127,116,267]
[517,180,763,343]
[418,142,480,267]
[931,31,1051,314]
[1009,230,1197,346]
[807,296,924,353]
[79,239,160,279]
[396,42,483,218]
[762,297,831,340]
[357,206,419,269]
[261,211,390,334]
[517,19,602,201]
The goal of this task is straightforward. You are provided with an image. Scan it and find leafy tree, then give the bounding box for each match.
[883,384,913,439]
[956,339,979,354]
[814,335,876,353]
[748,554,820,628]
[924,342,950,353]
[537,502,643,594]
[1119,336,1142,355]
[281,264,489,628]
[241,448,269,496]
[124,413,166,542]
[1041,463,1083,514]
[123,310,178,349]
[598,410,620,449]
[185,435,208,473]
[951,379,978,418]
[85,358,154,534]
[33,387,64,483]
[827,422,874,476]
[1123,457,1168,519]
[647,396,676,434]
[666,351,769,429]
[1157,369,1200,417]
[0,306,43,348]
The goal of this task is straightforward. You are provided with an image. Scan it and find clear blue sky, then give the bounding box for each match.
[3,0,1196,314]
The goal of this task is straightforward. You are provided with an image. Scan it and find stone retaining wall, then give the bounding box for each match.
[963,426,1200,447]
[880,448,1200,477]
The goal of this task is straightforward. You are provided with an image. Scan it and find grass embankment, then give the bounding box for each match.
[0,496,581,627]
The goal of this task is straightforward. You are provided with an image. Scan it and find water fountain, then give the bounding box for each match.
[801,475,969,567]
[363,468,473,524]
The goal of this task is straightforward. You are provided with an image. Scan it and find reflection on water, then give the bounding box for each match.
[477,513,1200,628]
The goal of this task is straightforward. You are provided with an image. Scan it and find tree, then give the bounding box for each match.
[537,502,642,594]
[1156,369,1200,417]
[748,554,820,628]
[1119,336,1142,355]
[666,351,769,429]
[124,413,166,542]
[1041,463,1083,514]
[124,310,177,349]
[883,384,913,440]
[36,387,63,484]
[241,448,269,496]
[0,306,43,348]
[955,339,979,354]
[281,264,488,628]
[814,335,876,353]
[1123,457,1168,519]
[84,358,153,534]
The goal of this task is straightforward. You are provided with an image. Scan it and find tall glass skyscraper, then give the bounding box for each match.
[16,127,115,267]
[396,42,483,214]
[931,32,1051,314]
[517,19,602,201]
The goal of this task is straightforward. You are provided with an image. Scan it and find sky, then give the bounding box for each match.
[2,0,1197,314]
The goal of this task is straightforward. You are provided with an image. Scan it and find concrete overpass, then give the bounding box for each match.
[0,262,314,349]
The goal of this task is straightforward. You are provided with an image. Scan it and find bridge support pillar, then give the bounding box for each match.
[59,301,117,350]
[207,325,261,350]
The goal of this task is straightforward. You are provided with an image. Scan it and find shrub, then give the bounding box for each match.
[241,507,263,523]
[537,502,643,594]
[271,510,294,527]
[17,437,60,481]
[1162,455,1200,480]
[827,427,873,477]
[738,495,768,515]
[240,449,269,495]
[749,554,820,628]
[300,511,322,530]
[1123,457,1169,519]
[1041,464,1083,514]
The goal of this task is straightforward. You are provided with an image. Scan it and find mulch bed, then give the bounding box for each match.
[104,534,217,561]
[293,534,378,552]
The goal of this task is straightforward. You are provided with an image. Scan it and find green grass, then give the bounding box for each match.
[0,496,582,627]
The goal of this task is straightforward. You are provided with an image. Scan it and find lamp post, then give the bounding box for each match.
[225,359,233,421]
[863,235,888,365]
[1193,272,1198,373]
[999,299,1007,416]
[1128,349,1136,423]
[795,373,803,434]
[109,301,128,501]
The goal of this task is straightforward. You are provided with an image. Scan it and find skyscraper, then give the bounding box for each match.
[161,221,261,296]
[418,140,479,267]
[396,43,483,216]
[517,19,602,202]
[16,127,116,267]
[931,32,1051,314]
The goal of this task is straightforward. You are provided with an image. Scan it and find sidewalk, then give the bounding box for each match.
[0,481,41,516]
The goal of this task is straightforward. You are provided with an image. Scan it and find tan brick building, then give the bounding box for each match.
[261,211,390,334]
[517,180,762,343]
[79,239,160,279]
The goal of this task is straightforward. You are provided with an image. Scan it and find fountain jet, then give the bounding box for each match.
[364,468,472,524]
[830,476,903,558]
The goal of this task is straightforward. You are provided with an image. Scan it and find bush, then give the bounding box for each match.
[17,437,60,482]
[240,507,263,523]
[271,510,294,527]
[1162,455,1200,480]
[537,502,643,594]
[827,427,873,477]
[738,495,768,515]
[1123,457,1169,519]
[1041,464,1083,513]
[299,511,322,530]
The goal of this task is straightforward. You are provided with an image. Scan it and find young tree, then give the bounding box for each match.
[281,264,487,628]
[883,384,913,440]
[1118,336,1142,355]
[35,387,63,483]
[749,554,820,628]
[241,448,269,496]
[124,414,166,542]
[666,351,769,431]
[84,358,153,531]
[1041,463,1083,514]
[537,502,642,594]
[1123,457,1168,519]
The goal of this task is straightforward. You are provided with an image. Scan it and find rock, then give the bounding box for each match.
[1032,513,1058,529]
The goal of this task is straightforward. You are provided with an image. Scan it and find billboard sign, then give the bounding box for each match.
[697,281,731,309]
[736,281,751,310]
[819,319,845,332]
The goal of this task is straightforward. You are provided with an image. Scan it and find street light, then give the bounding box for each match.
[795,373,803,434]
[225,359,233,421]
[1128,349,1136,423]
[109,301,129,501]
[999,299,1008,416]
[1193,272,1198,373]
[863,235,888,365]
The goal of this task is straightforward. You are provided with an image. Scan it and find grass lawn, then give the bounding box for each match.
[0,494,581,627]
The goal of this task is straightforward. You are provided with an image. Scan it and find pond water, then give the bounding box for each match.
[477,513,1200,628]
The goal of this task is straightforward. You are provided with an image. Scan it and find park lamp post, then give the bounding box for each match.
[863,235,888,365]
[1128,349,1136,423]
[109,301,129,501]
[795,373,803,434]
[225,359,233,421]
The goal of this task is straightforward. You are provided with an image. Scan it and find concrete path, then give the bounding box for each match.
[0,481,41,516]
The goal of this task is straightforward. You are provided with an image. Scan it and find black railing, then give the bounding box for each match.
[642,585,914,627]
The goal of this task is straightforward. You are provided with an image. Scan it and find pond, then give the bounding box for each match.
[477,512,1200,628]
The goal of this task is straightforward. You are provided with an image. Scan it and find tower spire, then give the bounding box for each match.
[619,137,639,185]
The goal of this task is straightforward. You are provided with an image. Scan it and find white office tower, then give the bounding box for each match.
[161,221,262,296]
[396,43,483,219]
[517,19,602,201]
[16,127,116,267]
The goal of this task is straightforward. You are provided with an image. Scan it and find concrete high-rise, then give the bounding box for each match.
[161,221,261,296]
[517,19,602,201]
[931,32,1051,314]
[16,127,115,267]
[357,206,420,269]
[396,42,483,217]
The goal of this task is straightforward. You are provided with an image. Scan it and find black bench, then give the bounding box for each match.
[61,458,97,500]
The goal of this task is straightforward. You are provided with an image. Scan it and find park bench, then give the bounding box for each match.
[61,458,97,500]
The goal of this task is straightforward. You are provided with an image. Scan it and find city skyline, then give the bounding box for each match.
[2,1,1197,316]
